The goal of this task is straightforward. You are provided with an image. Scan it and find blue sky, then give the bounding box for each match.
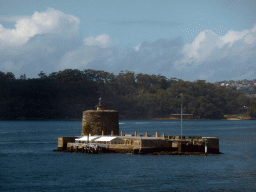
[0,0,255,82]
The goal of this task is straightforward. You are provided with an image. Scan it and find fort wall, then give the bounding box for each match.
[57,137,78,150]
[82,110,119,136]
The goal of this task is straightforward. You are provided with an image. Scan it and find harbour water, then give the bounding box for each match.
[0,120,256,191]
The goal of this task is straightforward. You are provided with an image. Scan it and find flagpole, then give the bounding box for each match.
[181,103,182,139]
[180,93,183,140]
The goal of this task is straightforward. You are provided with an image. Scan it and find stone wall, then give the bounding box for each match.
[109,144,140,153]
[82,110,119,136]
[141,139,165,148]
[57,137,77,150]
[203,137,219,153]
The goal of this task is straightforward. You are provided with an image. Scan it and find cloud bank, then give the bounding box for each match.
[61,23,255,82]
[174,24,256,80]
[0,8,80,47]
[0,8,81,77]
[0,8,255,82]
[84,33,112,48]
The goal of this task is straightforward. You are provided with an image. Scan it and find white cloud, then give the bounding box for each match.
[244,34,255,44]
[174,30,221,69]
[174,25,256,70]
[251,24,256,33]
[0,8,80,46]
[133,43,141,52]
[59,48,97,70]
[219,30,249,47]
[0,33,82,78]
[84,33,112,48]
[0,8,81,78]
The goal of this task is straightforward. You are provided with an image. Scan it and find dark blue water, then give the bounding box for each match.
[1,120,256,191]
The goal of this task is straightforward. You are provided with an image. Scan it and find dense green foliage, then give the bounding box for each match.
[0,69,254,120]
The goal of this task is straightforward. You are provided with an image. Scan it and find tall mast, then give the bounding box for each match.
[181,103,183,139]
[180,93,183,139]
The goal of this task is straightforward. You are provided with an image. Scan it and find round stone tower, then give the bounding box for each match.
[81,98,119,136]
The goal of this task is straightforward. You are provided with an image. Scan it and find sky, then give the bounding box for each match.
[0,0,255,82]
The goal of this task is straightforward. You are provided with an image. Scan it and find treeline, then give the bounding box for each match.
[0,69,256,120]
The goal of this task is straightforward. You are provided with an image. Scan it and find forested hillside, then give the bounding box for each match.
[0,69,255,120]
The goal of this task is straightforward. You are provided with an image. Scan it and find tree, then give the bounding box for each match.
[38,71,47,79]
[6,72,15,80]
[116,71,136,95]
[20,74,26,80]
[82,122,93,143]
[48,72,58,79]
[248,98,256,117]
